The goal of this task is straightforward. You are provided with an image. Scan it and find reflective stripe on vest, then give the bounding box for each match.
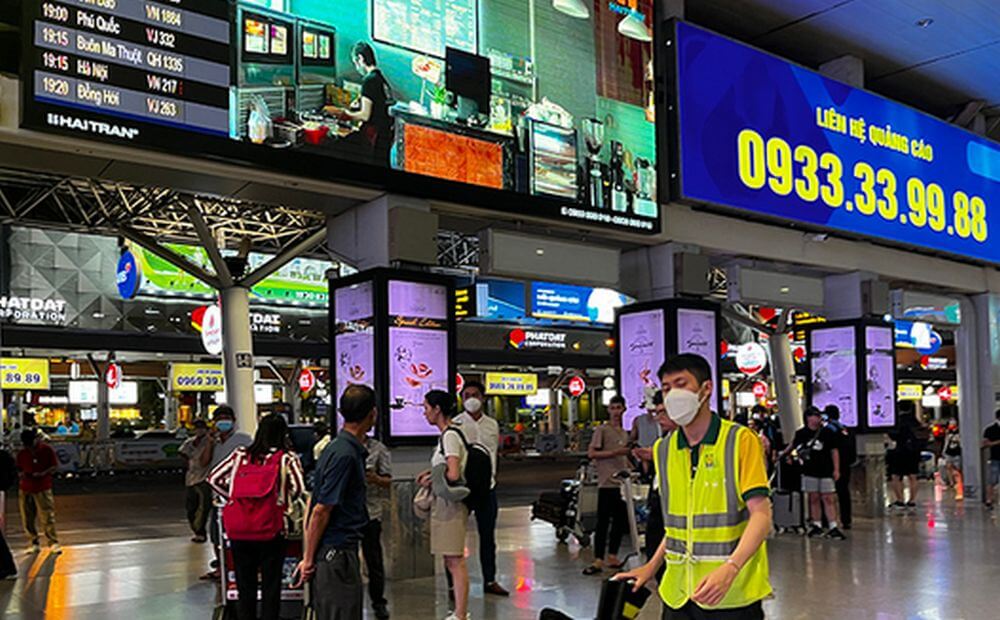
[655,419,771,609]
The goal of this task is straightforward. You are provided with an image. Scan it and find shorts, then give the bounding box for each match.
[430,496,468,556]
[801,476,836,494]
[887,452,920,477]
[988,461,1000,487]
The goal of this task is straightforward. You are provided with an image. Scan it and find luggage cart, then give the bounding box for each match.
[614,470,649,569]
[531,459,598,547]
[212,511,307,620]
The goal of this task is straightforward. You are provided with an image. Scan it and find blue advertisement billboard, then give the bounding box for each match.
[672,22,999,264]
[530,282,630,324]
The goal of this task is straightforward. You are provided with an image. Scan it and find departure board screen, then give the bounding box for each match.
[27,1,231,137]
[372,0,477,57]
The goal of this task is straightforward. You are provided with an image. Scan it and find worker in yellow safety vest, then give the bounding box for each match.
[616,354,773,619]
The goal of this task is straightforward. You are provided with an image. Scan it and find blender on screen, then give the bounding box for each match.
[581,118,655,217]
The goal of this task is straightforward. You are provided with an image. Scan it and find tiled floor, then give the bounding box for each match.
[1,493,997,619]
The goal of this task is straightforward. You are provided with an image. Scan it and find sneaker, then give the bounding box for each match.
[24,544,40,555]
[373,603,390,619]
[825,527,847,540]
[50,544,63,555]
[806,525,825,538]
[484,582,510,596]
[905,501,917,508]
[890,501,906,510]
[443,614,469,620]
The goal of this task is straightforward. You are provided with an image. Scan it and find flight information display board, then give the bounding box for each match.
[26,1,231,137]
[671,21,1000,264]
[372,0,477,57]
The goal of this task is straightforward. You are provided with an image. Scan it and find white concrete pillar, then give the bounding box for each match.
[957,294,1000,499]
[768,323,801,445]
[221,286,257,434]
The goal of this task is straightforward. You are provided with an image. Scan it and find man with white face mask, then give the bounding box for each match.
[454,381,508,597]
[616,354,772,619]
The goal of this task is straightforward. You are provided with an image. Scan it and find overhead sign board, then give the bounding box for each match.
[485,372,538,396]
[1,358,51,390]
[672,21,999,264]
[530,282,630,325]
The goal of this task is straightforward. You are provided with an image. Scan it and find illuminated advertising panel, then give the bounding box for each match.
[22,1,660,232]
[672,21,998,263]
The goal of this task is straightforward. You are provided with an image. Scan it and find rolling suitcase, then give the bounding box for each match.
[773,489,805,534]
[532,491,569,526]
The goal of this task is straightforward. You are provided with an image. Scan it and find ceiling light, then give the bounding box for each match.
[618,13,651,42]
[779,286,790,294]
[553,0,590,19]
[916,17,934,28]
[535,248,545,256]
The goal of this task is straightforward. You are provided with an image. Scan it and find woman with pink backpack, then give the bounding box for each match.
[208,414,306,620]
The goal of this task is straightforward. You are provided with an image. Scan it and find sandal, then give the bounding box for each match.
[582,565,603,575]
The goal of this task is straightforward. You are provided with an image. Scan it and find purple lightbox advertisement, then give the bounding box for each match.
[809,326,859,428]
[388,326,449,437]
[388,280,448,320]
[334,281,374,432]
[866,326,896,428]
[619,310,665,431]
[335,281,374,323]
[677,309,718,388]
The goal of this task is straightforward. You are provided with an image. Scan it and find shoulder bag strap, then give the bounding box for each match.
[277,451,287,508]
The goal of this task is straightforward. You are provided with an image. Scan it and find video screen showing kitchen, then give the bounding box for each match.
[230,0,659,221]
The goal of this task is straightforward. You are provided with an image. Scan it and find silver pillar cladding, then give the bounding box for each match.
[767,320,801,445]
[221,286,257,434]
[957,294,1000,499]
[97,368,110,442]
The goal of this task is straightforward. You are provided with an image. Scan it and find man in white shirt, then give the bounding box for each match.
[454,380,508,597]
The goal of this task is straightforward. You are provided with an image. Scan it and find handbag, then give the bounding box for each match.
[413,485,433,520]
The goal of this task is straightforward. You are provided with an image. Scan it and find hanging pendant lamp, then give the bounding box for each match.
[553,0,590,19]
[618,13,652,42]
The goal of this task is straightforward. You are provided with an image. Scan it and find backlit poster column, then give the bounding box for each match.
[808,326,859,428]
[333,281,375,429]
[618,309,665,430]
[387,280,450,437]
[865,326,896,428]
[677,309,718,394]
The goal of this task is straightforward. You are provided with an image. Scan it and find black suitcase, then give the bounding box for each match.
[532,491,569,526]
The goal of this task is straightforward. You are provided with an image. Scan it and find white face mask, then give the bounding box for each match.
[463,397,483,414]
[664,387,707,427]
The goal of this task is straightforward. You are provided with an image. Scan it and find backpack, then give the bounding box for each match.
[222,449,287,542]
[441,427,493,509]
[0,449,17,490]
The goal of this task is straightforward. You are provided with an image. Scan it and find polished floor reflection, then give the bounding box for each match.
[0,491,997,619]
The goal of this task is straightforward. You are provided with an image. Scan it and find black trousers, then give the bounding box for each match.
[185,482,212,537]
[312,547,363,620]
[0,523,16,578]
[595,487,628,560]
[230,536,285,620]
[663,600,765,619]
[836,468,852,527]
[361,519,387,607]
[645,489,664,560]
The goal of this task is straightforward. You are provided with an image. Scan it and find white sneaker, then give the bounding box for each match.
[49,544,63,555]
[443,614,469,620]
[24,544,40,555]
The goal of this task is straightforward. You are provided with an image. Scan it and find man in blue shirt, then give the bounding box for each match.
[294,385,377,620]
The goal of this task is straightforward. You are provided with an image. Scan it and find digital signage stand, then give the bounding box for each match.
[615,298,722,430]
[805,319,897,435]
[329,268,456,447]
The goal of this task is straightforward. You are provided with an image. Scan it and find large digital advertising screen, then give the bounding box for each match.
[671,21,999,264]
[865,325,896,429]
[333,282,375,432]
[22,1,660,232]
